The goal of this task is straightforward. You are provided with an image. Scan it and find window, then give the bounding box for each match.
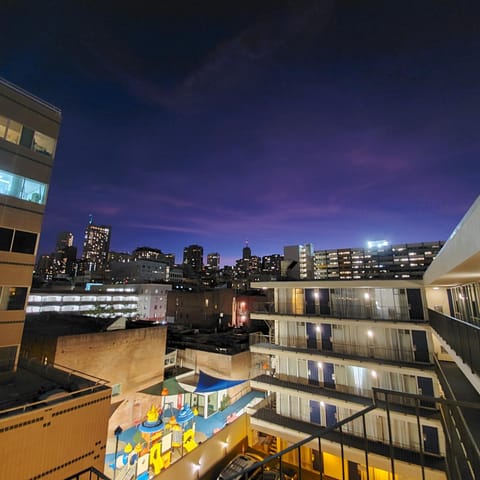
[33,131,56,156]
[0,287,28,310]
[0,227,13,251]
[20,127,34,148]
[0,168,48,204]
[0,116,7,138]
[12,230,37,254]
[5,120,21,144]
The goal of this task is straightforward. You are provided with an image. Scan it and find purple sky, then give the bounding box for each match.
[2,1,479,266]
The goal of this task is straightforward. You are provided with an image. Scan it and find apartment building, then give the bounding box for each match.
[250,280,444,479]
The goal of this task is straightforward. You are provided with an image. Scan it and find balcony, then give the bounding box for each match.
[251,374,441,415]
[250,333,434,370]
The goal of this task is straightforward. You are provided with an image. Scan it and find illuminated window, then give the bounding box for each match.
[33,130,56,156]
[5,120,21,144]
[0,168,48,204]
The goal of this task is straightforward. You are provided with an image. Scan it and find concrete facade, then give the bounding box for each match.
[0,78,61,378]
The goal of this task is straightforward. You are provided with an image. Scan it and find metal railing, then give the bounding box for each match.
[253,302,416,322]
[227,388,480,480]
[0,76,62,114]
[428,309,480,375]
[250,333,431,365]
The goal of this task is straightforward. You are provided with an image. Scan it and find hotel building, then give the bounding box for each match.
[248,197,480,480]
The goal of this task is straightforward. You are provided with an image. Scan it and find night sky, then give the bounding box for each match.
[2,1,479,266]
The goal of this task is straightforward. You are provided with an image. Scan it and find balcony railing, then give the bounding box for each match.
[231,389,480,480]
[252,373,433,410]
[253,302,416,322]
[250,333,431,365]
[428,309,480,375]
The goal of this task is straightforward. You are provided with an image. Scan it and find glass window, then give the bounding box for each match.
[0,286,28,310]
[33,131,56,157]
[12,230,37,254]
[20,126,34,148]
[5,120,21,144]
[0,346,17,373]
[0,116,7,138]
[0,168,47,204]
[0,227,13,251]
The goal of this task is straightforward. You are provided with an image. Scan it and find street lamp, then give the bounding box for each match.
[113,425,123,480]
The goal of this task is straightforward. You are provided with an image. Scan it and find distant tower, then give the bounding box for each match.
[183,244,204,277]
[81,219,111,274]
[242,241,251,260]
[53,232,77,276]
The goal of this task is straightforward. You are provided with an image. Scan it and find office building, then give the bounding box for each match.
[0,78,111,479]
[52,231,77,277]
[28,283,171,321]
[262,254,282,277]
[207,252,221,270]
[183,244,203,277]
[81,217,111,275]
[243,241,252,259]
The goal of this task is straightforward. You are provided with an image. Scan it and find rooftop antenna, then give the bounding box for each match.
[88,214,93,225]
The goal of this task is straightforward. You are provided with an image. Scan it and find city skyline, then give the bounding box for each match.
[2,1,479,265]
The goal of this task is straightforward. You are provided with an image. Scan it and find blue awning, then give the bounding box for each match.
[194,370,246,393]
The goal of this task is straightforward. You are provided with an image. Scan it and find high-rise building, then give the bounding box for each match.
[243,241,252,260]
[53,231,77,276]
[283,243,314,279]
[81,216,111,274]
[0,78,111,479]
[207,252,221,270]
[183,244,203,277]
[262,254,282,276]
[313,241,444,280]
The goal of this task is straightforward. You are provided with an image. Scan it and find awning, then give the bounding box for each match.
[140,377,188,396]
[194,370,246,393]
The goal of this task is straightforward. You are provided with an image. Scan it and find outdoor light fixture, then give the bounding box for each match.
[367,330,373,338]
[371,370,377,378]
[316,325,321,332]
[317,362,323,368]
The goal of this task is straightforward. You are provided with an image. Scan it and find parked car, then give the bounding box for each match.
[217,453,264,480]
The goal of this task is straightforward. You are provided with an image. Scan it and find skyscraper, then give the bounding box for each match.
[53,231,77,276]
[183,244,203,277]
[0,77,61,375]
[207,252,220,270]
[81,216,111,274]
[243,241,252,259]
